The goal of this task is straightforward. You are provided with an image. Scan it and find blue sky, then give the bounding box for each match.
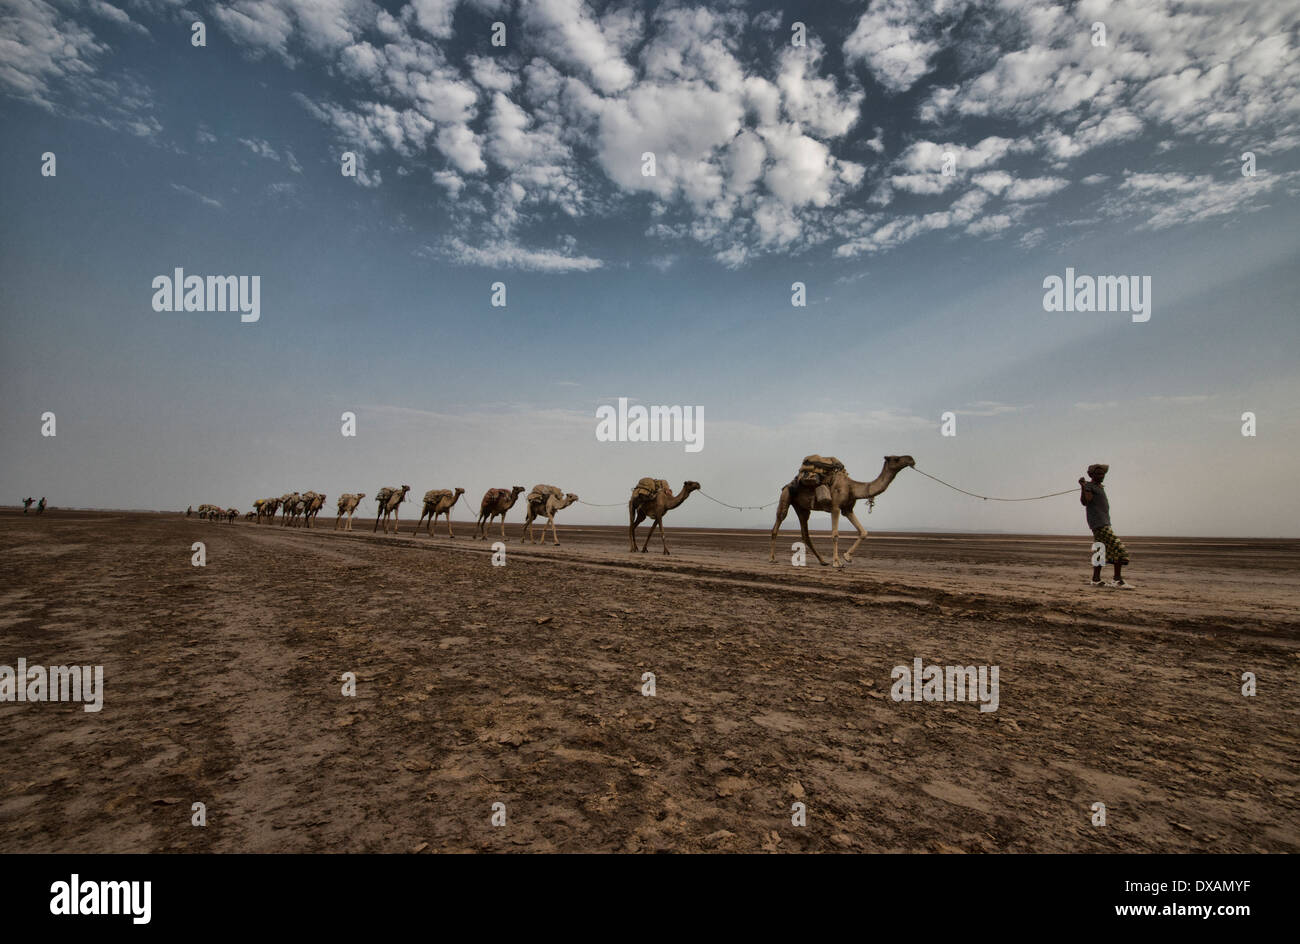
[2,0,1298,535]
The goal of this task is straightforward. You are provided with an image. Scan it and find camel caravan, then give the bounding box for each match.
[186,454,916,565]
[192,503,239,523]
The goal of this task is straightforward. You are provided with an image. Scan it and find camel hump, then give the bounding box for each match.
[482,488,510,509]
[375,487,394,505]
[424,489,453,503]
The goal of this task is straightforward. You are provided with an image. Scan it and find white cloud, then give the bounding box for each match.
[169,183,223,209]
[843,0,961,93]
[1005,176,1068,201]
[436,237,604,272]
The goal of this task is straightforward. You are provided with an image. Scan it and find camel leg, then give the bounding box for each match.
[768,487,791,562]
[334,512,342,531]
[373,510,382,532]
[796,507,827,566]
[521,513,531,544]
[629,505,647,552]
[499,514,507,542]
[641,517,660,553]
[842,511,870,563]
[830,507,843,567]
[658,516,670,555]
[549,514,559,546]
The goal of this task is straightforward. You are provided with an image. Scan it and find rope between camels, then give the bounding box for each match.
[912,467,1076,502]
[579,492,778,511]
[698,490,779,511]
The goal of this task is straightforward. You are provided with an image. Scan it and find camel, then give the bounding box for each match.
[413,488,466,538]
[520,485,579,545]
[475,486,525,540]
[279,492,300,526]
[282,496,306,527]
[300,491,326,528]
[260,497,281,523]
[768,454,914,567]
[373,485,411,534]
[334,493,366,531]
[225,508,239,523]
[244,511,256,521]
[628,479,700,555]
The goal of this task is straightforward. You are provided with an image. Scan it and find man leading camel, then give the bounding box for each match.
[1080,463,1133,589]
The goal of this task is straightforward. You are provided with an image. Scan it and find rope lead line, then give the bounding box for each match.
[699,490,778,511]
[912,467,1076,502]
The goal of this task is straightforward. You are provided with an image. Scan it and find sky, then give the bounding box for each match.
[1,0,1298,536]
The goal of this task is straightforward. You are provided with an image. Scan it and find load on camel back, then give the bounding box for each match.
[375,486,395,507]
[528,484,564,509]
[792,455,845,505]
[631,478,671,502]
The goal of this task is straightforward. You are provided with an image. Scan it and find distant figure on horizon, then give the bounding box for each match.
[22,497,34,513]
[36,497,46,514]
[1080,464,1133,589]
[186,505,193,517]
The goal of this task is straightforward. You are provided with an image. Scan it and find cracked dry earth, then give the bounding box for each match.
[1,509,1297,853]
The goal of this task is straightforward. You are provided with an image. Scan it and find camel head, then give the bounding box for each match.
[356,493,366,501]
[453,487,465,497]
[564,492,579,505]
[511,486,525,498]
[682,481,702,495]
[399,485,411,497]
[884,455,916,472]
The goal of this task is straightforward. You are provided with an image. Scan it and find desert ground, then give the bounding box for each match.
[1,507,1297,853]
